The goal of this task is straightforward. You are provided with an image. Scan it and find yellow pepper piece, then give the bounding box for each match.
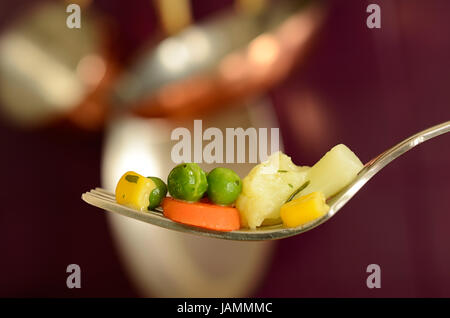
[280,191,330,228]
[115,171,157,211]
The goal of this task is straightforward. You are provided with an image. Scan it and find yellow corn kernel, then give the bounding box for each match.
[280,191,330,228]
[115,171,157,211]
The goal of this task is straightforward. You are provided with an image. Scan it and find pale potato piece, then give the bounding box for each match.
[236,144,364,230]
[236,152,309,229]
[294,144,364,200]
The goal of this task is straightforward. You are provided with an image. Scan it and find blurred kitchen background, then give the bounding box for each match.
[0,0,449,297]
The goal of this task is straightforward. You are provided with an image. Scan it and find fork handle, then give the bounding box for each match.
[328,121,450,214]
[365,121,450,176]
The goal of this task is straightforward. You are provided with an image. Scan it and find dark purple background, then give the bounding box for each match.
[0,0,449,297]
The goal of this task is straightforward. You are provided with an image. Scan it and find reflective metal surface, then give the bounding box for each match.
[0,2,108,128]
[112,0,326,119]
[82,121,450,241]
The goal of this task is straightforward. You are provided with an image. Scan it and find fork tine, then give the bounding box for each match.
[94,187,115,196]
[88,190,116,202]
[81,188,296,241]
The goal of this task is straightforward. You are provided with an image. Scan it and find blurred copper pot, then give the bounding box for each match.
[112,0,328,120]
[0,1,119,130]
[0,0,327,130]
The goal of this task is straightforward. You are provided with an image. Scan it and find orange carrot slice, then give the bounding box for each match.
[162,197,240,232]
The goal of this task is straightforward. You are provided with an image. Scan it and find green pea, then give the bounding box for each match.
[167,163,208,202]
[147,176,168,210]
[206,167,242,205]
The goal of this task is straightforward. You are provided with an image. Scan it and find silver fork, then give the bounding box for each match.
[82,121,450,241]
